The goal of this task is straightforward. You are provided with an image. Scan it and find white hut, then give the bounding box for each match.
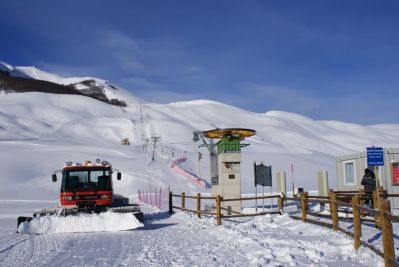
[336,148,399,209]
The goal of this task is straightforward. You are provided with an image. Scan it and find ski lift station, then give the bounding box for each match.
[193,128,256,215]
[336,147,399,209]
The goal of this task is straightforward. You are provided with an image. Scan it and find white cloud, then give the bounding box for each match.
[100,31,145,73]
[234,83,398,124]
[35,61,106,78]
[187,65,203,73]
[120,76,204,103]
[232,83,321,114]
[100,31,141,52]
[120,76,162,90]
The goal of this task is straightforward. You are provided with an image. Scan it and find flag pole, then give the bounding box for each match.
[263,184,265,212]
[254,162,257,213]
[291,163,295,197]
[261,162,265,212]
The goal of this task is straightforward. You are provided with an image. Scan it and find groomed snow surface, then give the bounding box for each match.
[0,203,383,266]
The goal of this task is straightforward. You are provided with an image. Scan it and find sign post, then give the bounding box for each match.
[254,162,272,211]
[367,147,384,188]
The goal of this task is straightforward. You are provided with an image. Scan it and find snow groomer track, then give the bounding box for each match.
[0,205,383,267]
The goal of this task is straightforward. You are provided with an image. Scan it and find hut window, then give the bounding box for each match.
[229,174,235,179]
[343,160,356,185]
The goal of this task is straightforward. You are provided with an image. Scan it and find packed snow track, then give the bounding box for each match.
[0,204,383,266]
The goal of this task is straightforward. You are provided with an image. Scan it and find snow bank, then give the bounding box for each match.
[191,213,384,266]
[18,211,143,234]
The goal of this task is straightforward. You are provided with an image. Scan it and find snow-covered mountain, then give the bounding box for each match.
[1,61,399,200]
[0,61,140,107]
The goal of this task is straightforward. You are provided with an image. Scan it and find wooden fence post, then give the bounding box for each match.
[197,193,201,218]
[378,187,384,205]
[278,196,284,214]
[331,193,338,231]
[358,189,364,203]
[181,192,185,210]
[373,190,380,227]
[216,195,222,225]
[329,189,334,198]
[380,198,395,267]
[305,192,309,210]
[300,192,308,222]
[358,188,365,217]
[352,195,361,250]
[373,189,378,209]
[169,191,173,214]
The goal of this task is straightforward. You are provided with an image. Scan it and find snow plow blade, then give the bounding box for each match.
[17,211,144,234]
[17,202,145,233]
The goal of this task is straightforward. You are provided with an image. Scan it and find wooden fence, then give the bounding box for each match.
[168,188,399,266]
[169,192,283,225]
[286,188,399,267]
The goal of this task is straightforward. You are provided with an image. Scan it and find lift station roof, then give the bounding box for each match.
[202,128,256,139]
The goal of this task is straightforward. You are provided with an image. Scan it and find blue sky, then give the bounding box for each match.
[1,0,399,124]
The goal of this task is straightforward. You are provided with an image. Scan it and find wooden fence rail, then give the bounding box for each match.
[169,191,283,225]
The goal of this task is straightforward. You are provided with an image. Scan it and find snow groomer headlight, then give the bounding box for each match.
[64,196,73,201]
[100,195,111,199]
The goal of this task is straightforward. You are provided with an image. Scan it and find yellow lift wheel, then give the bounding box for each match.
[202,128,256,139]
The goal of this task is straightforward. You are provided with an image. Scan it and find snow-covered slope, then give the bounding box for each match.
[12,66,65,83]
[1,61,399,198]
[0,61,31,79]
[1,94,399,199]
[0,61,140,106]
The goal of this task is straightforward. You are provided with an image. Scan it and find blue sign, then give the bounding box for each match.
[367,147,384,166]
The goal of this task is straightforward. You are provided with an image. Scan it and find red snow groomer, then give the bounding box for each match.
[17,159,144,229]
[58,160,117,209]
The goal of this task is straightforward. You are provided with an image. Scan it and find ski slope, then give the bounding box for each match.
[1,90,399,196]
[0,62,398,265]
[0,202,384,266]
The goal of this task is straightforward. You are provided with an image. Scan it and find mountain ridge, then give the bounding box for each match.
[0,61,128,107]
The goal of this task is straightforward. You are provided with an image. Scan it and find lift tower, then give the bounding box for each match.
[193,128,255,214]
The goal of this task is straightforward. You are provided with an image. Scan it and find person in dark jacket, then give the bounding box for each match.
[361,168,376,206]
